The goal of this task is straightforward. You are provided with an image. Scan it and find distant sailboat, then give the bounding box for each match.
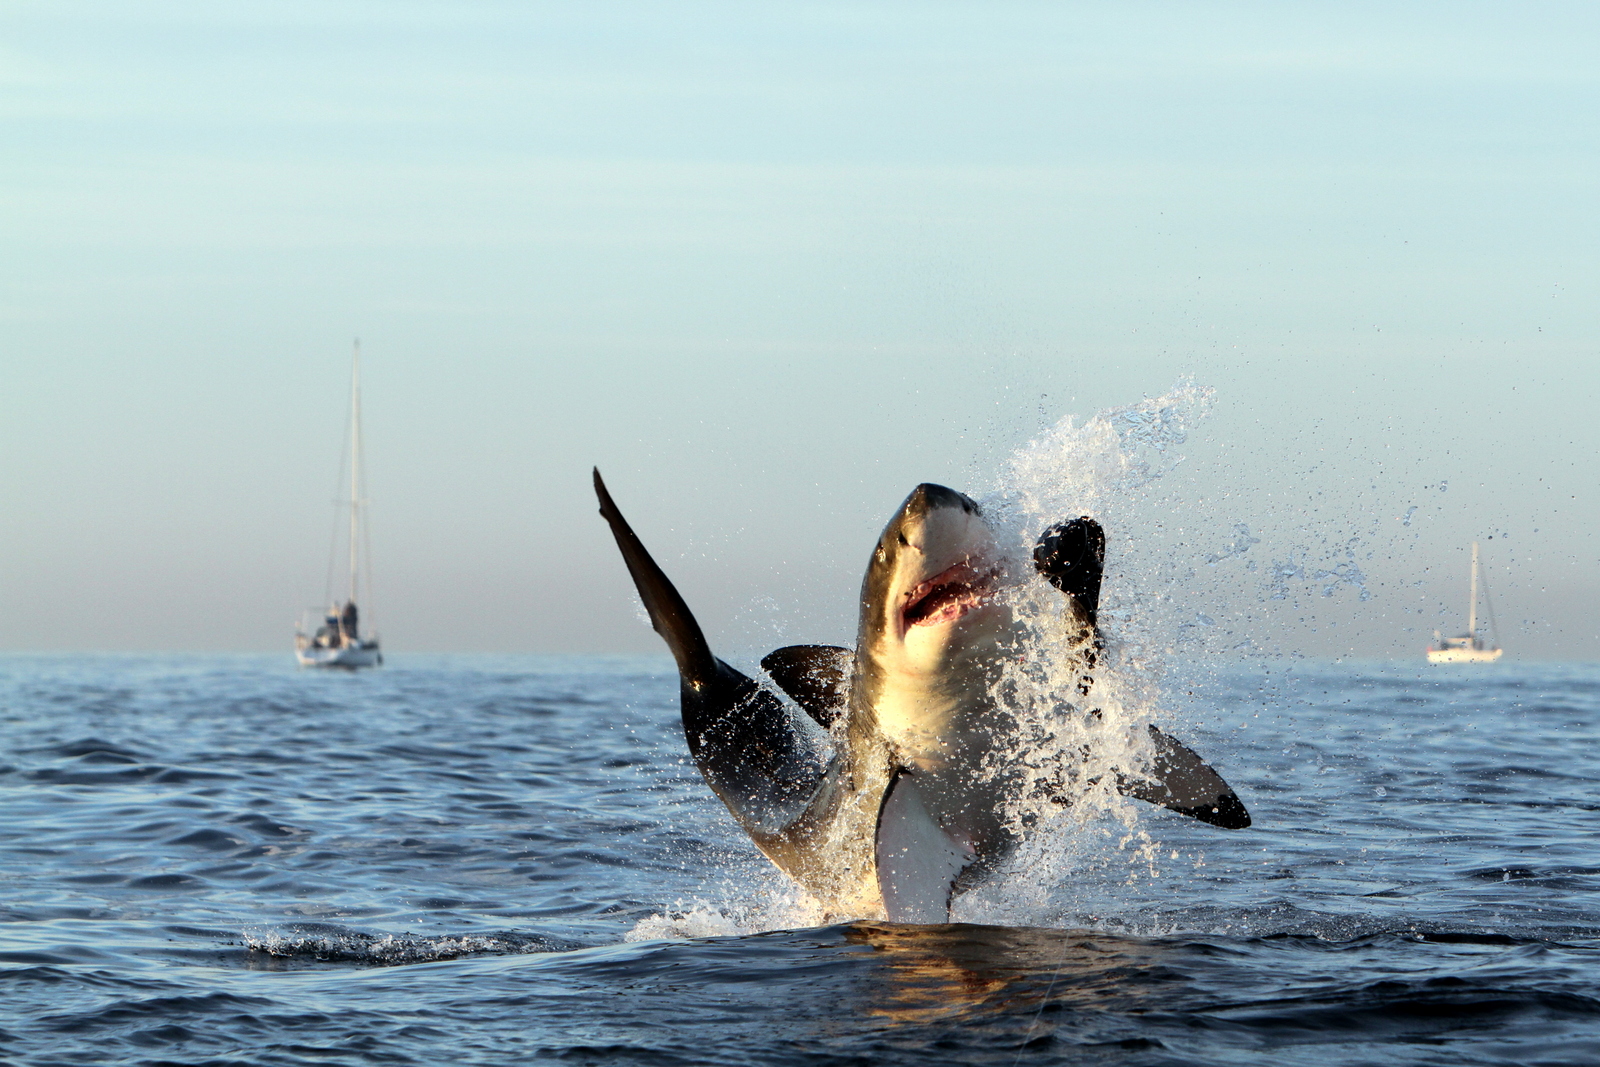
[1426,541,1501,664]
[296,343,383,669]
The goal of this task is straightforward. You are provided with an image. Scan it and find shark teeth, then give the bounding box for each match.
[902,561,997,629]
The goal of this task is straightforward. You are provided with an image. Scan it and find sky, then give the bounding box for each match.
[2,1,1597,660]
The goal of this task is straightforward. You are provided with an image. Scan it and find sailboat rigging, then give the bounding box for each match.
[296,343,383,668]
[1425,541,1501,664]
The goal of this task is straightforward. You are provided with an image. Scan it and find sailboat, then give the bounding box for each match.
[1425,541,1501,664]
[296,343,383,669]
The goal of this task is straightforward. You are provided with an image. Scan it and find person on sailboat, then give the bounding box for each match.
[341,602,359,642]
[314,609,343,649]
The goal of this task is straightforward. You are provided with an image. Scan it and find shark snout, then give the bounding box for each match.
[867,481,1004,645]
[887,490,1002,636]
[890,484,982,553]
[903,484,979,522]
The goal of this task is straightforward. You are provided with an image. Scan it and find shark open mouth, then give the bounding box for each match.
[901,562,996,630]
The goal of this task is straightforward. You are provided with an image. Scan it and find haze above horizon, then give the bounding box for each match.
[3,2,1596,660]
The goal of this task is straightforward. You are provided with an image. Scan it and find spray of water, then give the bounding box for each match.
[941,383,1216,925]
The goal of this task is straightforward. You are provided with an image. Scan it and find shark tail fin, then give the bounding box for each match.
[593,468,716,687]
[593,469,834,840]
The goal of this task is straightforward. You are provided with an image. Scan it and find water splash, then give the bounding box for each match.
[1207,524,1261,566]
[957,384,1219,923]
[627,872,824,940]
[988,380,1212,530]
[1266,543,1372,605]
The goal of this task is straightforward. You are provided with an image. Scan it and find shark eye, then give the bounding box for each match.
[896,532,909,547]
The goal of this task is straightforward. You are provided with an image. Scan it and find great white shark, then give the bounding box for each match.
[594,469,1249,922]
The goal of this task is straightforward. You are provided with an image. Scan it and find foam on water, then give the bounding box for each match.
[243,923,581,965]
[625,868,826,940]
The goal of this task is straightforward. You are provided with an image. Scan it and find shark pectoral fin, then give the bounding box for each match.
[1117,725,1252,829]
[1034,519,1106,689]
[760,645,853,728]
[874,769,976,924]
[1034,517,1106,629]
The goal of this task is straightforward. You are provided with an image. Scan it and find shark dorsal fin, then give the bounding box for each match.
[760,645,853,729]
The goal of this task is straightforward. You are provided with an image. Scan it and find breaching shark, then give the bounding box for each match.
[593,470,1249,923]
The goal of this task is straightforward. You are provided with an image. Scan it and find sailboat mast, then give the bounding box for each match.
[1468,540,1479,639]
[348,341,361,608]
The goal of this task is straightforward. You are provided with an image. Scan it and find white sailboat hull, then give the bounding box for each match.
[1426,646,1502,664]
[296,642,382,669]
[1425,541,1503,664]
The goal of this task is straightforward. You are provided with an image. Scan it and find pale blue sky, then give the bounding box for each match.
[3,2,1596,658]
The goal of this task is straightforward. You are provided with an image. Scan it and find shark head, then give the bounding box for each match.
[855,484,1013,762]
[859,483,1009,676]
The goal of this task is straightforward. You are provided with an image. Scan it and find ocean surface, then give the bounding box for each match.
[3,653,1599,1066]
